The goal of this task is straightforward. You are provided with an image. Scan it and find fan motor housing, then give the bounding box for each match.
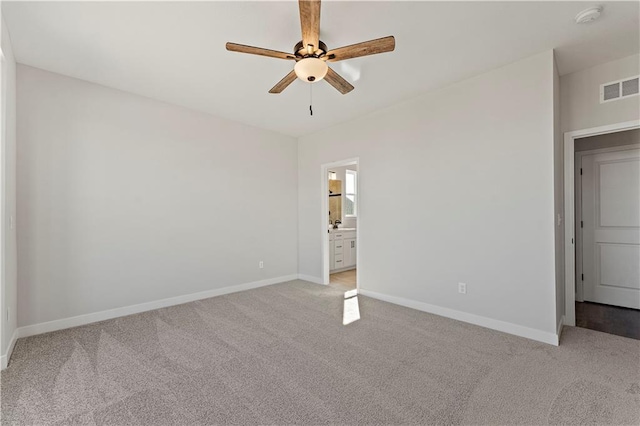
[294,40,328,58]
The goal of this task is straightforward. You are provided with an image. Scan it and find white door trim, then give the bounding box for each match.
[563,120,640,326]
[320,158,359,287]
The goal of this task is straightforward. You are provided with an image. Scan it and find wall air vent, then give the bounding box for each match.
[622,77,639,97]
[600,75,639,103]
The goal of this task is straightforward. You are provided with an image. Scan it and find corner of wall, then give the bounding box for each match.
[0,12,18,365]
[553,51,566,327]
[556,314,565,346]
[0,328,17,370]
[295,138,302,278]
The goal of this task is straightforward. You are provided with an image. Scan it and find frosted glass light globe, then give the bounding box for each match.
[294,57,328,83]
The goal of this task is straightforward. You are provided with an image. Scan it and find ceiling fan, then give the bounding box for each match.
[226,0,395,95]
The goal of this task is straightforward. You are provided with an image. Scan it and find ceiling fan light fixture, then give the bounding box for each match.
[226,1,394,94]
[294,57,328,83]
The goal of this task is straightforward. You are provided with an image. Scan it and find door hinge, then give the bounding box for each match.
[581,221,584,228]
[580,168,583,175]
[581,273,584,281]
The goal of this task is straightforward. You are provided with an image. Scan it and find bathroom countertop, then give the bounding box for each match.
[328,227,356,232]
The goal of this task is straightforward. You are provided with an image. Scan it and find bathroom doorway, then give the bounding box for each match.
[321,158,359,290]
[574,129,640,339]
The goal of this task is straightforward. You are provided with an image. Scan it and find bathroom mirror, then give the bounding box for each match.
[329,179,342,225]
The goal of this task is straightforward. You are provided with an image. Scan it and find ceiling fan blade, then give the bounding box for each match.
[299,0,321,53]
[269,70,298,94]
[226,42,296,60]
[324,67,354,95]
[326,36,395,62]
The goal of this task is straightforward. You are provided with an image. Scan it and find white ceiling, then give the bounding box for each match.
[3,1,639,137]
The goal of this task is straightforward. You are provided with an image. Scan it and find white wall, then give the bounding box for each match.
[1,15,18,366]
[17,65,298,328]
[560,54,640,133]
[327,164,358,229]
[299,51,558,341]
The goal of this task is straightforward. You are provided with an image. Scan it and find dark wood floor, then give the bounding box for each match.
[576,302,640,340]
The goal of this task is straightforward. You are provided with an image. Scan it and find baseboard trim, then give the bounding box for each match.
[1,329,18,370]
[16,274,299,340]
[359,289,560,346]
[297,274,325,285]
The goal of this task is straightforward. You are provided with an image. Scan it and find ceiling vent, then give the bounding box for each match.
[600,75,639,103]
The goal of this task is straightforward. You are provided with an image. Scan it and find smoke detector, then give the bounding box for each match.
[575,6,603,24]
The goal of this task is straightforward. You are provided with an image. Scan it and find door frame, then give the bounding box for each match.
[563,120,640,326]
[320,158,359,287]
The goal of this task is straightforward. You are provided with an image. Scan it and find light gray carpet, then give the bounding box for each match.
[1,280,639,425]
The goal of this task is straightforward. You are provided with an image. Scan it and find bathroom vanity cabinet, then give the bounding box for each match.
[329,229,356,272]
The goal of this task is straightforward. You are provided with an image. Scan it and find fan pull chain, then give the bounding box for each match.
[309,83,313,116]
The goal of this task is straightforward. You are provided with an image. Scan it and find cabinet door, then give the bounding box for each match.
[344,238,356,267]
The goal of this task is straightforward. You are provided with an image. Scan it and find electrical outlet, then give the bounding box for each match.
[259,261,264,269]
[458,283,467,294]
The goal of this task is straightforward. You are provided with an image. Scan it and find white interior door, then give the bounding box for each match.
[581,148,640,309]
